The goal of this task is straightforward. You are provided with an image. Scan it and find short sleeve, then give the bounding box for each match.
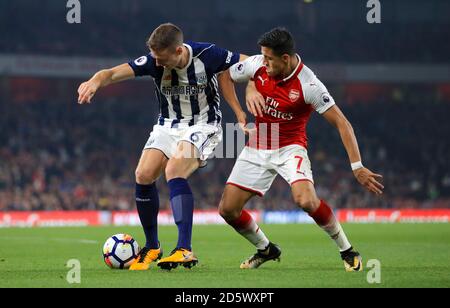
[200,45,240,74]
[128,54,157,77]
[304,78,336,114]
[300,67,336,114]
[229,55,264,83]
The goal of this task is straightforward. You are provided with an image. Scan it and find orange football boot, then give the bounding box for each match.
[157,248,198,270]
[129,246,163,271]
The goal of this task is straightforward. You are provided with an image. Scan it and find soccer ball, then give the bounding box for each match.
[102,234,140,269]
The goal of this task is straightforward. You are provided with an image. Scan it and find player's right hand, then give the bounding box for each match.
[236,111,256,135]
[77,80,100,104]
[246,87,266,118]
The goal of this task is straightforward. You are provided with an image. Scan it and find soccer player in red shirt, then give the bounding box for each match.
[219,28,384,271]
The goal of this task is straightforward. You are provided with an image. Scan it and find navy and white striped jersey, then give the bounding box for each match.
[128,41,240,127]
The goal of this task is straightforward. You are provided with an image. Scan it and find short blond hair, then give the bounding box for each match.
[147,23,183,51]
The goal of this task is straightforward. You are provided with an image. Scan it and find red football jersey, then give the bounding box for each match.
[230,55,336,149]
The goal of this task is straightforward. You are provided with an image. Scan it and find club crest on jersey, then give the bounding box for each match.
[196,73,208,85]
[134,56,147,66]
[289,89,300,102]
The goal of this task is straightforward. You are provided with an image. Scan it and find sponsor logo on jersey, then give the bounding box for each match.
[264,97,294,121]
[161,84,207,96]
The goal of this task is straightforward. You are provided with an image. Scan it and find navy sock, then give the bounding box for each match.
[168,178,194,251]
[135,183,160,249]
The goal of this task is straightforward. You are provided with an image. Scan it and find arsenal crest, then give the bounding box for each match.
[289,89,300,102]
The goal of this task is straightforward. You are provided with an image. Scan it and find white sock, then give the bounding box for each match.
[239,224,270,251]
[309,201,352,252]
[229,210,270,250]
[321,218,352,252]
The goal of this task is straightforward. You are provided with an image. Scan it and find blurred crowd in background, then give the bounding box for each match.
[1,84,449,211]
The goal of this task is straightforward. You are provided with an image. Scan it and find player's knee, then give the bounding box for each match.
[294,194,320,213]
[165,158,198,180]
[218,206,229,220]
[218,198,240,222]
[165,158,185,180]
[135,168,156,185]
[219,207,240,222]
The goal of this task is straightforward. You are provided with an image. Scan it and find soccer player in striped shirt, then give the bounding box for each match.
[77,23,247,270]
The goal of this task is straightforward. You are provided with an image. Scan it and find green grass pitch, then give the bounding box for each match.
[0,223,449,288]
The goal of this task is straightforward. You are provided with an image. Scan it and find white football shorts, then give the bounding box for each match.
[143,123,222,165]
[226,145,314,196]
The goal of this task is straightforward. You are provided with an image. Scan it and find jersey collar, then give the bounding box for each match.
[279,54,303,83]
[176,43,193,71]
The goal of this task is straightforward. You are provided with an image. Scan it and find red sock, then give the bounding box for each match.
[309,200,333,226]
[228,210,253,231]
[226,210,269,250]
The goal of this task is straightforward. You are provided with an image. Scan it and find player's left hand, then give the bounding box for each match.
[353,167,384,195]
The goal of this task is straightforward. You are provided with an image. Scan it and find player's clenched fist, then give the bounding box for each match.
[353,167,384,195]
[77,79,100,104]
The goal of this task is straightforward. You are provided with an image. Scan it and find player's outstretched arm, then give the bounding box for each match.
[322,105,384,195]
[77,63,135,104]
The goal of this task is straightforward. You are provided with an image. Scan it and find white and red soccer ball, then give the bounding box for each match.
[102,234,140,269]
